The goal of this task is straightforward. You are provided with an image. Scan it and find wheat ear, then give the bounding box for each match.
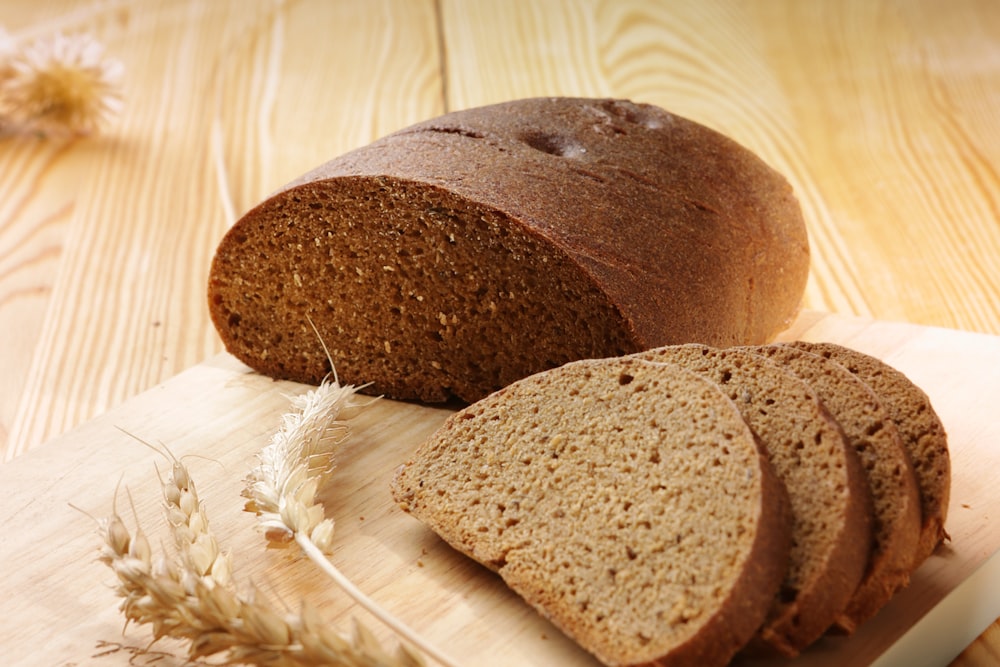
[242,375,460,667]
[97,455,425,666]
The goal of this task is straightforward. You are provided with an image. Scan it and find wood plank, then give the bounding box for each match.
[0,312,997,666]
[751,0,1000,334]
[0,139,80,448]
[953,618,1000,666]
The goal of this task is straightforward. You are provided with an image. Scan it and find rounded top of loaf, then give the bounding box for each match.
[286,97,809,346]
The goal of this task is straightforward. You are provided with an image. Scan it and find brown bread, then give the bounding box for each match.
[751,344,922,633]
[633,344,872,657]
[207,97,809,403]
[788,341,950,568]
[391,357,791,667]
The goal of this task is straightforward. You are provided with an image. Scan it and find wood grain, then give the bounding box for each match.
[0,312,997,666]
[754,0,1000,332]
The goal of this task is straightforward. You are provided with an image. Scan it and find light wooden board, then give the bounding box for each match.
[1,311,998,667]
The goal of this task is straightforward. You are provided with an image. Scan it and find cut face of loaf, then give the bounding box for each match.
[391,357,791,667]
[208,97,810,403]
[632,344,872,657]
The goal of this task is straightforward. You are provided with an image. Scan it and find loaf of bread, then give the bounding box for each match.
[391,356,792,667]
[633,344,872,657]
[207,97,809,403]
[788,341,951,568]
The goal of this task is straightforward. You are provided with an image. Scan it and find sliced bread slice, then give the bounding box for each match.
[633,344,872,656]
[788,341,950,568]
[391,356,791,667]
[751,344,922,633]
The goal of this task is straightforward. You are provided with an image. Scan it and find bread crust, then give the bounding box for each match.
[788,341,951,569]
[634,344,872,657]
[751,344,923,632]
[208,97,809,402]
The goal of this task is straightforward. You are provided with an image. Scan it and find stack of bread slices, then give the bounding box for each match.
[391,341,950,667]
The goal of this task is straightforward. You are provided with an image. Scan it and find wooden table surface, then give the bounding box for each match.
[1,1,998,664]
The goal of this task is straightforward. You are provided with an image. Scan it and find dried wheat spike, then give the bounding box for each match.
[96,459,424,667]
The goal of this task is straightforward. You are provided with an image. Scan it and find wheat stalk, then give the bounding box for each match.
[242,375,460,667]
[242,376,372,553]
[97,454,425,666]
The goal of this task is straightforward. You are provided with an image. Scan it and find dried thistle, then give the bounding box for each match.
[0,27,15,62]
[97,456,425,666]
[0,29,123,136]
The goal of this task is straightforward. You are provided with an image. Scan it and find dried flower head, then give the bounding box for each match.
[0,30,123,136]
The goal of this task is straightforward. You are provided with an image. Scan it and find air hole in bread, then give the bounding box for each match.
[519,130,587,158]
[779,586,799,603]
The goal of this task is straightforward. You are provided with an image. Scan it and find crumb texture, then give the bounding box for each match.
[392,357,790,667]
[391,341,950,665]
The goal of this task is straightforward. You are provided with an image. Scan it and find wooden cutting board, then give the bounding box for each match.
[1,311,998,667]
